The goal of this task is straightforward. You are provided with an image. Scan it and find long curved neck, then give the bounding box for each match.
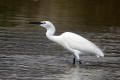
[45,24,59,44]
[46,24,56,38]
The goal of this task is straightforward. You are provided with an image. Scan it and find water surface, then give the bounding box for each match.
[0,0,120,80]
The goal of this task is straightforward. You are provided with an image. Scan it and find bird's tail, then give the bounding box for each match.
[96,48,104,58]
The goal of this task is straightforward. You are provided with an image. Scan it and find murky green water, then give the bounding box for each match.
[0,0,120,80]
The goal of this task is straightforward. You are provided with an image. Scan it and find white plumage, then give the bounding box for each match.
[29,21,104,64]
[60,32,104,56]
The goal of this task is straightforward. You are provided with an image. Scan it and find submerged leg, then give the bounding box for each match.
[73,57,82,64]
[79,60,82,64]
[74,50,82,64]
[63,43,82,64]
[73,57,75,64]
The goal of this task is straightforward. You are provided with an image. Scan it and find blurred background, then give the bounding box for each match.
[0,0,120,80]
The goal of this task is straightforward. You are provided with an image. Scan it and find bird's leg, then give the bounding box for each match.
[73,57,82,64]
[78,60,82,64]
[73,57,75,64]
[63,43,81,64]
[73,50,82,64]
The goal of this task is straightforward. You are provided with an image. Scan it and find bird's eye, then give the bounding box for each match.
[43,22,46,24]
[40,21,46,24]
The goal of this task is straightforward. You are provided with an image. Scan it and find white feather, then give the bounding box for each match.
[31,21,104,62]
[60,32,104,57]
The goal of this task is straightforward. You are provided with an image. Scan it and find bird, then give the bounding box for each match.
[29,21,104,64]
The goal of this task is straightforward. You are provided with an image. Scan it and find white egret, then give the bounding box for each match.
[29,21,104,64]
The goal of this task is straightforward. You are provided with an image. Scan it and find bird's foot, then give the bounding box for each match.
[73,57,75,64]
[78,60,82,64]
[73,57,82,64]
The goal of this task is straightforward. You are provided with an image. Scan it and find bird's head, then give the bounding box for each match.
[29,21,53,29]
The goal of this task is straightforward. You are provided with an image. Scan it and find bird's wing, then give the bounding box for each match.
[61,32,99,54]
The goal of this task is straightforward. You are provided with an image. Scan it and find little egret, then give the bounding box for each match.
[29,21,104,64]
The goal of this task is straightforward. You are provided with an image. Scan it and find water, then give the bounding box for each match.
[0,0,120,80]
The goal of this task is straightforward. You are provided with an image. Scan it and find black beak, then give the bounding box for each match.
[28,22,43,25]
